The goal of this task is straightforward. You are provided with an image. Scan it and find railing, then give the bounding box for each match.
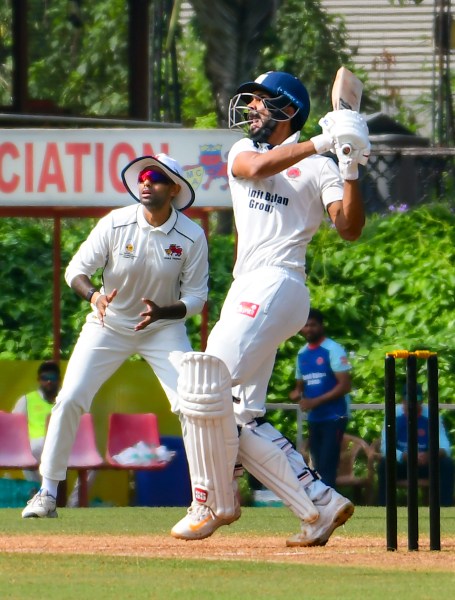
[266,402,455,450]
[361,146,455,214]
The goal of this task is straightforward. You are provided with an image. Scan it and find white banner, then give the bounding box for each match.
[0,128,244,208]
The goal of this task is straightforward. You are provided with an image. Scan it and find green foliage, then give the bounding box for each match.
[0,1,12,105]
[179,23,218,128]
[0,205,454,446]
[26,1,128,116]
[0,217,98,360]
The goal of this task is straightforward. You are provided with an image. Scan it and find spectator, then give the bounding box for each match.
[12,360,95,507]
[290,308,352,489]
[13,361,61,483]
[377,384,454,506]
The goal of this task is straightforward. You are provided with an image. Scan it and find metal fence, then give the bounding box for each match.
[360,146,455,214]
[266,402,455,451]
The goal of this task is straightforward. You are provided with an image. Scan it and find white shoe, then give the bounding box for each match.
[171,501,241,540]
[22,489,58,519]
[286,489,354,547]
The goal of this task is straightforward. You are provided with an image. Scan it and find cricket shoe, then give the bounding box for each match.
[286,488,354,547]
[171,501,241,540]
[22,489,58,519]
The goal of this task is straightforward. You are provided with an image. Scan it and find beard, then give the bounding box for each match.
[249,117,277,144]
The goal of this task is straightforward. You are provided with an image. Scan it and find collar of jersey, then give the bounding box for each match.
[306,336,326,350]
[137,205,178,234]
[281,131,301,146]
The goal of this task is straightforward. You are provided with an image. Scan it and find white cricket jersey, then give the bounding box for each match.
[228,133,344,278]
[65,205,208,333]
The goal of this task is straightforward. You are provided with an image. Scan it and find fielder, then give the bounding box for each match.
[171,71,370,546]
[22,153,208,518]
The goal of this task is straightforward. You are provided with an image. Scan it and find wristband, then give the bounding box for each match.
[85,287,97,302]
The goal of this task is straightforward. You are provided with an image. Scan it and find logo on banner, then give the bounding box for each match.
[237,301,259,318]
[184,144,228,192]
[184,165,205,191]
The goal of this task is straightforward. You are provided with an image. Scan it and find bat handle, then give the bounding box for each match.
[340,143,352,155]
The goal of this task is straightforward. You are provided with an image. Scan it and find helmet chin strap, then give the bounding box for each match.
[249,118,277,144]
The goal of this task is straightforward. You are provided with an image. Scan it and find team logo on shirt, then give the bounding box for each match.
[164,244,183,259]
[286,167,301,179]
[237,301,259,318]
[120,240,137,259]
[316,356,325,365]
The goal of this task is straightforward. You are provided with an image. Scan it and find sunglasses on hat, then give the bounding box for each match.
[138,169,173,185]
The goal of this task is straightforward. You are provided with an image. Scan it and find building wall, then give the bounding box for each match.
[322,0,437,111]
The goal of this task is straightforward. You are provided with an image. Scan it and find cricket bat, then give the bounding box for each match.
[331,67,363,112]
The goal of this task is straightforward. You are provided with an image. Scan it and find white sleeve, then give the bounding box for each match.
[320,157,344,208]
[179,230,209,318]
[227,138,257,178]
[12,395,27,414]
[64,215,112,287]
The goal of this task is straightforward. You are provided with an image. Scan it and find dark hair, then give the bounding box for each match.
[38,360,60,377]
[307,308,324,324]
[402,383,424,402]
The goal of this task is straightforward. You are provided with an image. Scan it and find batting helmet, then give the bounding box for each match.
[236,71,310,132]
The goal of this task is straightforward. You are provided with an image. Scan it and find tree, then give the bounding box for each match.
[188,0,282,127]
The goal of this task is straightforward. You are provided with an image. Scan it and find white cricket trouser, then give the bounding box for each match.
[206,266,310,425]
[40,320,191,481]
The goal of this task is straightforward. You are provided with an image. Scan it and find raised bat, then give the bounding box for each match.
[331,66,363,112]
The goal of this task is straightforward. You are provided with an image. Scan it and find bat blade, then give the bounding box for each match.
[331,67,363,112]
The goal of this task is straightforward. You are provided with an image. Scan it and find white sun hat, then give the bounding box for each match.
[121,153,195,211]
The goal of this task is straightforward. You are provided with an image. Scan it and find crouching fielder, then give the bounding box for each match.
[172,70,369,545]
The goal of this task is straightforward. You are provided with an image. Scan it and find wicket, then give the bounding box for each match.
[384,350,440,551]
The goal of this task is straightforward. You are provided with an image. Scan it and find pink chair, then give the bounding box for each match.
[105,413,167,470]
[67,413,104,507]
[0,412,38,470]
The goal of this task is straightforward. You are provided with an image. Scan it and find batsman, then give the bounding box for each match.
[172,70,370,546]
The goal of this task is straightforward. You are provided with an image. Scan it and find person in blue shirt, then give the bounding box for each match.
[378,383,454,506]
[290,308,352,488]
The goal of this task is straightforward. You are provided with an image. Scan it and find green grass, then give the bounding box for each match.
[0,507,454,600]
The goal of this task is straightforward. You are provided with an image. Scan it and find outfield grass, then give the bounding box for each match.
[0,506,454,600]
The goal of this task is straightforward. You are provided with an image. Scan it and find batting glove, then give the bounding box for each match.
[319,110,370,163]
[310,132,334,154]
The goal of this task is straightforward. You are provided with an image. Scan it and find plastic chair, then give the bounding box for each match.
[67,413,104,507]
[105,413,167,470]
[336,434,375,505]
[0,411,39,470]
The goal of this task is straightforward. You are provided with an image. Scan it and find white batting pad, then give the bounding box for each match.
[253,422,320,487]
[238,426,319,523]
[178,352,238,519]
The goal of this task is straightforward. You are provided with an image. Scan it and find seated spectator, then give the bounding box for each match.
[377,384,454,506]
[12,360,95,507]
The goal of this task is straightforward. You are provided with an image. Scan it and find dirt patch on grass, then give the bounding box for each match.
[1,534,454,570]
